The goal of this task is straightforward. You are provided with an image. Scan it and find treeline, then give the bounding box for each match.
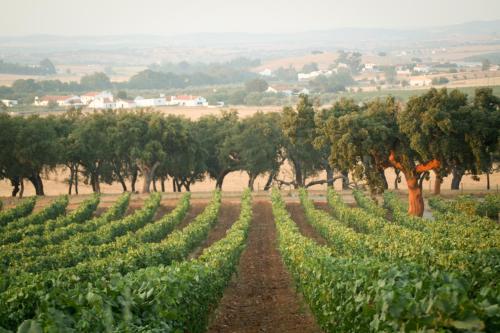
[0,87,498,217]
[0,59,56,75]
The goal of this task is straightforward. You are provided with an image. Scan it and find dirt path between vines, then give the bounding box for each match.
[286,202,328,246]
[190,200,240,259]
[207,200,322,333]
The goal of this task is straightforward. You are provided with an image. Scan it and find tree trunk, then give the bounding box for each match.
[433,171,442,195]
[131,168,138,193]
[115,167,127,192]
[141,162,160,193]
[379,169,388,190]
[175,179,182,193]
[74,166,79,195]
[160,177,166,192]
[90,172,100,193]
[152,176,158,192]
[451,168,464,190]
[394,169,400,190]
[68,166,74,195]
[11,177,20,197]
[264,170,276,191]
[19,178,24,198]
[184,181,191,192]
[406,176,424,217]
[341,170,349,190]
[28,173,44,196]
[248,173,257,191]
[216,169,231,190]
[172,179,177,192]
[486,172,490,190]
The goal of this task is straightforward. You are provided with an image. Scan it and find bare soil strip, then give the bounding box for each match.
[190,201,240,259]
[286,202,328,246]
[207,200,322,333]
[176,201,208,230]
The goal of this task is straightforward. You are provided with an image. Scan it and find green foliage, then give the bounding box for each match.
[352,189,386,218]
[1,195,68,233]
[301,62,319,73]
[429,194,500,220]
[0,59,56,75]
[273,188,500,332]
[281,94,327,186]
[0,191,222,330]
[0,197,36,227]
[80,72,111,90]
[0,193,131,262]
[0,195,99,246]
[5,190,251,332]
[245,78,269,93]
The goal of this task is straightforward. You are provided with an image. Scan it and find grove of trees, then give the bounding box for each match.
[0,88,498,217]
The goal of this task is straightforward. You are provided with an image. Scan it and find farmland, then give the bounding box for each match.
[0,188,498,332]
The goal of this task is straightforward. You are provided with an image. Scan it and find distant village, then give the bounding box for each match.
[30,93,210,109]
[259,58,499,92]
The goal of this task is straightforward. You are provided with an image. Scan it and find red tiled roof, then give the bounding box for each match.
[174,95,199,101]
[40,95,73,102]
[82,92,100,97]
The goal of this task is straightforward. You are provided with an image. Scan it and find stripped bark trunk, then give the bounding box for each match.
[407,177,424,217]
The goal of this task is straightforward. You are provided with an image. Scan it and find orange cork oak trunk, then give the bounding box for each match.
[388,151,440,217]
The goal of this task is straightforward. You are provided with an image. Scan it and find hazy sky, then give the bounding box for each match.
[1,0,500,36]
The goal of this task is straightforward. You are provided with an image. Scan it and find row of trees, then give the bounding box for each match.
[0,59,56,76]
[0,87,498,216]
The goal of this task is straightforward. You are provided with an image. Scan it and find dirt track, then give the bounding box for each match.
[207,200,322,333]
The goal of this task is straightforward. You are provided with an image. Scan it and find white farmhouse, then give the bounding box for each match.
[259,68,273,77]
[115,99,136,109]
[413,64,431,74]
[298,70,332,81]
[134,96,168,107]
[362,63,377,72]
[81,91,113,105]
[34,95,83,107]
[409,77,432,87]
[170,95,208,107]
[1,99,18,107]
[88,97,115,109]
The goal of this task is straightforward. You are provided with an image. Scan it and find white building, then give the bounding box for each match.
[33,95,83,107]
[1,99,18,107]
[88,97,115,109]
[81,91,113,105]
[409,77,432,87]
[170,95,208,107]
[266,86,278,93]
[413,64,431,73]
[298,70,332,81]
[362,63,377,72]
[134,96,168,107]
[114,99,137,109]
[259,68,273,77]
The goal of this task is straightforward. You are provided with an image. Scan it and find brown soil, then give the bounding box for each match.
[286,202,328,246]
[207,200,322,333]
[190,201,240,259]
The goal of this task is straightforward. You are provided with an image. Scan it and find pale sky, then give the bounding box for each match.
[1,0,500,36]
